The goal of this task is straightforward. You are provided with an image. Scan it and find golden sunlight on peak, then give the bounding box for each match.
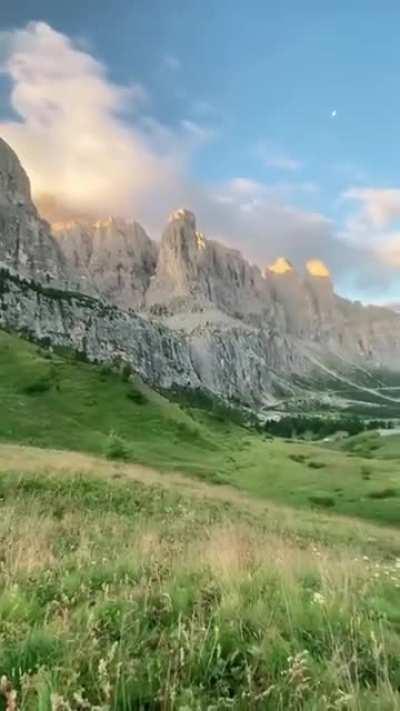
[196,231,206,250]
[306,259,331,278]
[268,257,294,275]
[51,220,79,232]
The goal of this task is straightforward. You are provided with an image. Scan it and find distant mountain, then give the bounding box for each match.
[1,135,400,413]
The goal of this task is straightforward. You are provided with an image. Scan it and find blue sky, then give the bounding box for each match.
[1,1,400,301]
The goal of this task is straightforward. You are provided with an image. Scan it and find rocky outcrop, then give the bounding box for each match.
[0,265,199,390]
[1,136,400,412]
[0,138,69,284]
[146,209,400,370]
[53,217,158,308]
[146,209,274,322]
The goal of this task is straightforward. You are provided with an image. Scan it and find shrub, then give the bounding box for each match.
[126,388,147,405]
[289,453,307,463]
[361,465,372,480]
[307,461,326,469]
[104,432,130,461]
[308,495,335,508]
[21,377,51,395]
[367,488,398,499]
[175,421,202,442]
[99,363,112,378]
[121,363,132,382]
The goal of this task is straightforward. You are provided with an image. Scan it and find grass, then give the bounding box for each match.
[0,329,399,527]
[1,326,400,706]
[0,462,400,709]
[333,430,400,461]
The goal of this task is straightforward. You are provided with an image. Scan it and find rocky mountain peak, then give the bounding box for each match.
[0,137,69,282]
[168,208,196,229]
[53,217,158,308]
[305,259,331,279]
[266,257,294,275]
[1,136,400,409]
[0,137,33,211]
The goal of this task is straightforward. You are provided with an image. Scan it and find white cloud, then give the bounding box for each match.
[343,188,400,229]
[334,186,400,296]
[0,22,192,220]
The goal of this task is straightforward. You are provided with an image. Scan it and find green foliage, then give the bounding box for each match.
[308,494,336,508]
[104,431,130,461]
[21,377,52,395]
[361,465,372,480]
[289,453,308,463]
[126,388,147,404]
[367,487,398,499]
[120,362,132,382]
[341,431,382,456]
[264,414,390,440]
[0,328,400,527]
[1,469,400,709]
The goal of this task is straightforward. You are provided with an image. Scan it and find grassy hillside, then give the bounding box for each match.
[0,329,399,526]
[0,447,400,709]
[330,429,400,460]
[1,328,400,707]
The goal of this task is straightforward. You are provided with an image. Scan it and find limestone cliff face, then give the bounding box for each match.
[266,259,314,336]
[0,138,69,284]
[53,217,158,308]
[1,136,400,411]
[147,209,274,322]
[0,266,198,390]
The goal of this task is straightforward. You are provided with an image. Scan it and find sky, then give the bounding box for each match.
[1,1,400,303]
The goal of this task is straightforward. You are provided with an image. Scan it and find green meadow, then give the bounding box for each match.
[0,328,400,708]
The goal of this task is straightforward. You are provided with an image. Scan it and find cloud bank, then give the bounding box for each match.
[0,21,399,301]
[0,21,190,221]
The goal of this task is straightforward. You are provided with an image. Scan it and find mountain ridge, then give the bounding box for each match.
[1,135,400,413]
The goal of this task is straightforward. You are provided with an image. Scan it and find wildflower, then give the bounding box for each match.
[312,591,325,605]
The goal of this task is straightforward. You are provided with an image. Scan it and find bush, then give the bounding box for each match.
[289,453,307,463]
[99,364,112,378]
[361,465,372,480]
[126,389,147,405]
[121,363,132,382]
[308,495,335,508]
[104,432,130,461]
[21,377,51,395]
[307,461,326,469]
[367,488,398,499]
[175,421,202,442]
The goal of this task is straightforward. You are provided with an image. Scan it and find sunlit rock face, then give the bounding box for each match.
[268,257,294,275]
[264,260,314,336]
[0,138,69,283]
[305,259,330,278]
[0,138,31,210]
[304,259,337,340]
[53,217,158,308]
[168,208,196,229]
[146,208,274,321]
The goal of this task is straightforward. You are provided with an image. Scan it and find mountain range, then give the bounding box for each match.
[1,136,400,414]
